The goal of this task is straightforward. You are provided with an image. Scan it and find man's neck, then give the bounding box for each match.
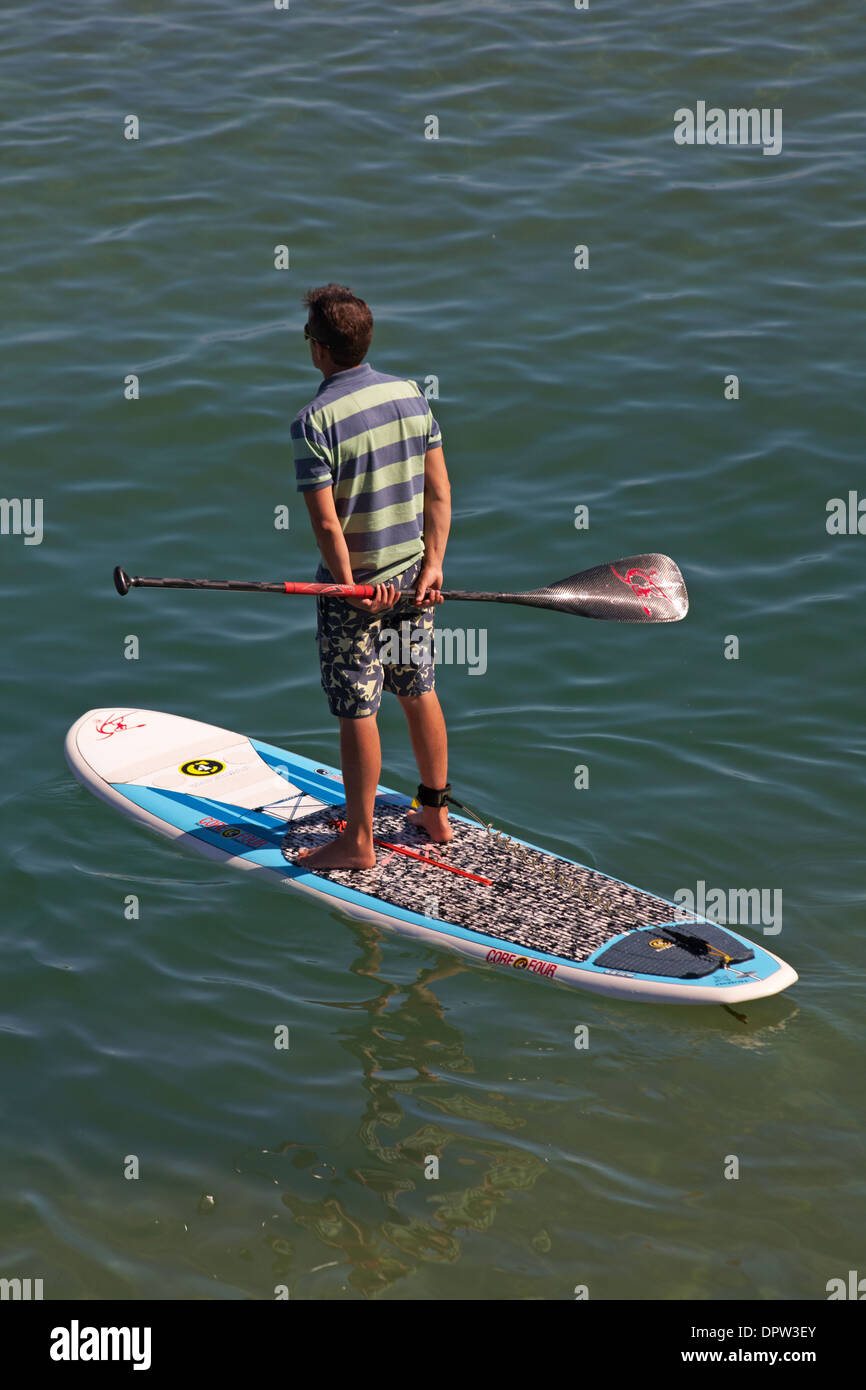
[320,362,366,381]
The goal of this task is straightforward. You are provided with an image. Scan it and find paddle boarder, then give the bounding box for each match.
[291,283,453,868]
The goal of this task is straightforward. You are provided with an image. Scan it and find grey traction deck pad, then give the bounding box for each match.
[281,799,694,964]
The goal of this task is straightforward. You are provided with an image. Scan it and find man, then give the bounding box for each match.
[291,283,452,869]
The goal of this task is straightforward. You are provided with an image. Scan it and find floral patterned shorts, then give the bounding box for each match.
[316,556,436,719]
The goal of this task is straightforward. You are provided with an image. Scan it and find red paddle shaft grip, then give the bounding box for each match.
[283,581,377,598]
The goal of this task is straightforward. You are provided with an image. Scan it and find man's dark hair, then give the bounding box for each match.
[303,283,373,367]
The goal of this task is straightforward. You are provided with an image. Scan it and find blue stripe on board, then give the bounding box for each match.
[250,739,407,805]
[248,743,347,802]
[111,784,289,840]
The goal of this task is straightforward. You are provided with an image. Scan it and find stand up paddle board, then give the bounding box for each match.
[65,709,797,1005]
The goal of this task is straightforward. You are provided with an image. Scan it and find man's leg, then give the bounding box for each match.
[296,589,385,871]
[296,714,380,869]
[397,690,452,844]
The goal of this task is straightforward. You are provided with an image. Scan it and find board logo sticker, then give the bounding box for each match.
[649,938,674,950]
[180,758,225,777]
[486,948,557,979]
[94,712,146,740]
[196,816,268,850]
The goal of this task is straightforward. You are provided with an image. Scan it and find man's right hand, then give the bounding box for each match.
[345,582,399,613]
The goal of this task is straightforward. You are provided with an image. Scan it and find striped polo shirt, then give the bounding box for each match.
[292,363,441,583]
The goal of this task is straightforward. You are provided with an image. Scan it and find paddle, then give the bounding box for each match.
[112,553,688,623]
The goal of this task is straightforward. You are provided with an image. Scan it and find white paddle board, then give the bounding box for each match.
[64,708,798,1005]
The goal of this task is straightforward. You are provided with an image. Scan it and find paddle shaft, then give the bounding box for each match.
[113,556,689,623]
[118,573,529,602]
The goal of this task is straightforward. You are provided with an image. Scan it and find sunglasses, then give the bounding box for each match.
[303,323,326,346]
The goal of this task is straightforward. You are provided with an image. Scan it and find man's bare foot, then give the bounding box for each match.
[296,832,376,870]
[406,805,452,844]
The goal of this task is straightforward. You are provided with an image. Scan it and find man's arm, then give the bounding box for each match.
[416,445,451,605]
[302,486,354,585]
[303,487,397,612]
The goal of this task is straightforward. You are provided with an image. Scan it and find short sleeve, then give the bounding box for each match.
[426,405,442,449]
[417,386,441,450]
[292,414,334,492]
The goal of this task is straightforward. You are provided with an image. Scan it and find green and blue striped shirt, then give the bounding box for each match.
[292,364,441,583]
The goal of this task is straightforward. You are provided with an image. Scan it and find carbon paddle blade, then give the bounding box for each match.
[517,554,689,622]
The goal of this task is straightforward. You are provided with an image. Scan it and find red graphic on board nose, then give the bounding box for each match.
[94,712,146,740]
[609,565,674,618]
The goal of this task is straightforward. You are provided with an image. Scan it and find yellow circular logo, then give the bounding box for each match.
[649,938,673,951]
[180,758,225,777]
[512,957,528,970]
